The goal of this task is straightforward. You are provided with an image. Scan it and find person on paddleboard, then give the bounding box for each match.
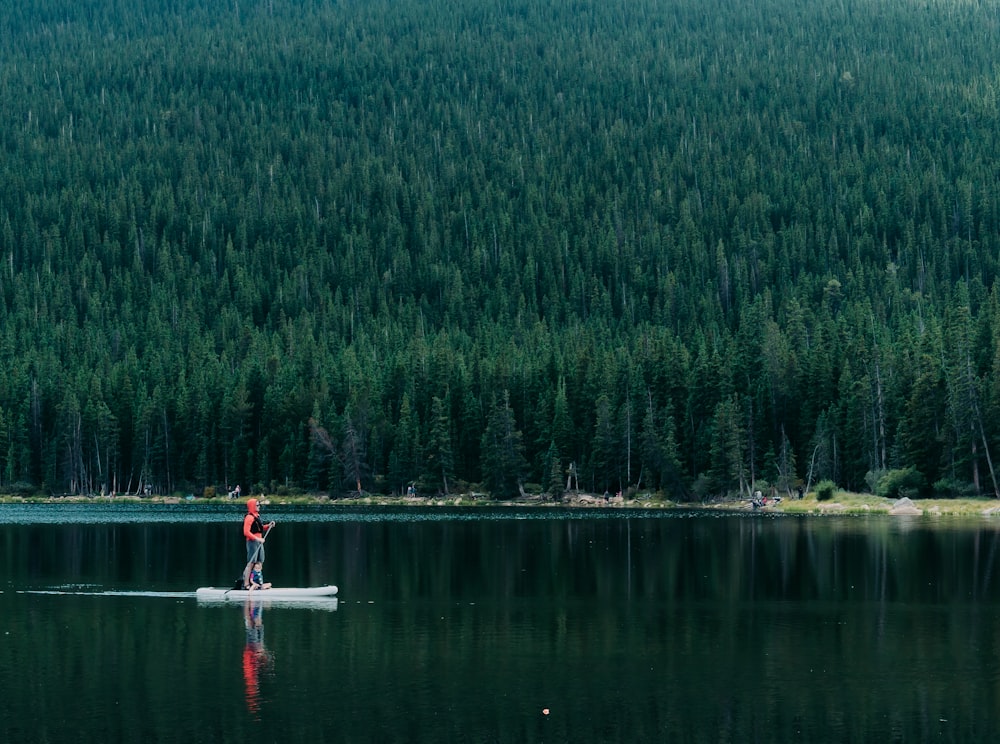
[242,498,275,589]
[247,561,271,591]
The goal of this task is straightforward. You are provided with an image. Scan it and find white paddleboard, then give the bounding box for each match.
[195,585,338,601]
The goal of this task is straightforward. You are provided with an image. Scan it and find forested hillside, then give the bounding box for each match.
[2,0,999,499]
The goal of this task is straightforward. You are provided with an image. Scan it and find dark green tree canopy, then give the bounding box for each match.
[2,0,999,499]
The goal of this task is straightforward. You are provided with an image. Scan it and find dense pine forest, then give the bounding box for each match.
[2,0,1000,500]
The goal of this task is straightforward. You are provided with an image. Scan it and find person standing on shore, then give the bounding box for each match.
[242,498,275,589]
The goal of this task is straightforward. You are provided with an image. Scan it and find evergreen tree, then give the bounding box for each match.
[480,391,528,500]
[639,394,664,491]
[591,393,618,493]
[709,395,748,496]
[423,394,455,496]
[306,405,332,492]
[388,393,419,496]
[341,406,371,495]
[551,378,576,476]
[545,441,564,501]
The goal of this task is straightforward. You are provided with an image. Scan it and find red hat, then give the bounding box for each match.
[247,498,259,515]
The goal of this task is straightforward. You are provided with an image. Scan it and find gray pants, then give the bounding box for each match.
[242,540,265,588]
[246,539,266,564]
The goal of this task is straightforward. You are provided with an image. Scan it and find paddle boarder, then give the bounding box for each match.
[242,498,275,589]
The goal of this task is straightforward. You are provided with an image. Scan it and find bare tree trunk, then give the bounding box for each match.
[806,443,820,493]
[873,358,887,471]
[746,391,756,490]
[971,434,981,494]
[871,316,887,472]
[967,357,1000,497]
[162,408,171,495]
[94,433,103,493]
[624,400,632,488]
[977,416,999,498]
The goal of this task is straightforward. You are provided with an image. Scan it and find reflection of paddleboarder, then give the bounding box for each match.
[242,601,272,715]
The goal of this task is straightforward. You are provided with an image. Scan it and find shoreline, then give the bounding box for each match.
[3,491,1000,516]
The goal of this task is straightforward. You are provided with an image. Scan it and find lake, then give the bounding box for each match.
[2,503,1000,742]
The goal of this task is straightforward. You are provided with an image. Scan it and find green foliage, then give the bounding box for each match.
[932,477,982,499]
[815,480,838,502]
[873,468,925,500]
[1,0,1000,499]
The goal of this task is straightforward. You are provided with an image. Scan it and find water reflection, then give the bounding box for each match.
[5,509,1000,741]
[242,601,273,716]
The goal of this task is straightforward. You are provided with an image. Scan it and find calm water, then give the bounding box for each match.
[2,503,1000,743]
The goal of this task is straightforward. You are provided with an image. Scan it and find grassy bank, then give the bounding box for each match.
[721,492,1000,517]
[2,490,1000,517]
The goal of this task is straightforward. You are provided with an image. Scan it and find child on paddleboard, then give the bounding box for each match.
[248,562,271,591]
